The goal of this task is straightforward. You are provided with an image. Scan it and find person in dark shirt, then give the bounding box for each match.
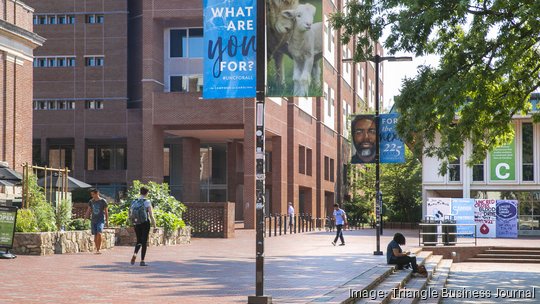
[85,188,108,254]
[387,233,425,277]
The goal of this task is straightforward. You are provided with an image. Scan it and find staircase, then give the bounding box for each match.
[466,247,540,263]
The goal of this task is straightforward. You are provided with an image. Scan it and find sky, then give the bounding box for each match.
[383,53,440,110]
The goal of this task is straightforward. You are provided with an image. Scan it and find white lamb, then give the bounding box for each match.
[267,0,299,86]
[281,3,323,96]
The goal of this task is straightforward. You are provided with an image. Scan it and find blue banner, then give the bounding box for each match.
[379,114,405,163]
[451,198,475,237]
[496,200,518,238]
[203,0,256,99]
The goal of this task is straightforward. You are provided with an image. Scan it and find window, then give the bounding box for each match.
[34,56,75,68]
[33,139,42,166]
[35,14,75,25]
[330,158,335,182]
[473,163,484,182]
[448,158,461,182]
[522,122,534,181]
[299,146,306,174]
[324,156,330,181]
[58,15,67,24]
[86,100,103,109]
[34,100,75,110]
[86,56,104,66]
[306,148,312,176]
[87,143,127,170]
[170,28,204,58]
[48,16,57,24]
[86,14,104,24]
[39,16,47,24]
[48,144,74,170]
[265,152,272,173]
[170,75,203,92]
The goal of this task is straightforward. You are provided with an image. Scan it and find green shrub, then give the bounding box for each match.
[25,173,47,208]
[109,208,130,227]
[15,209,38,232]
[31,201,56,232]
[67,218,91,231]
[55,199,72,230]
[154,210,185,234]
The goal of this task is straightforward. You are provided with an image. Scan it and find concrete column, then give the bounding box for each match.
[243,101,256,229]
[181,137,200,202]
[462,142,471,198]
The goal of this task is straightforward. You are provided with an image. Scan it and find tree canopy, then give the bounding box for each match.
[331,0,540,172]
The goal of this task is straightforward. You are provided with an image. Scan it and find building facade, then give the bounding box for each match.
[423,94,540,235]
[0,0,44,204]
[29,0,384,228]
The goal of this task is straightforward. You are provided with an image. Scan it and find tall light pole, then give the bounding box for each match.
[371,55,412,255]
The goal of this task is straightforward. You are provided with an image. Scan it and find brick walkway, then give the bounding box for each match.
[1,228,539,303]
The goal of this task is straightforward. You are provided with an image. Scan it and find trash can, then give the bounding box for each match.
[443,219,457,246]
[422,218,438,246]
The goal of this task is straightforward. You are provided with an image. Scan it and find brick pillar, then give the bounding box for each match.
[140,125,164,183]
[272,136,287,214]
[182,137,200,202]
[243,101,256,229]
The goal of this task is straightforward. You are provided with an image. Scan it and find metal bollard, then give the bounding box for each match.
[279,214,282,236]
[274,213,278,236]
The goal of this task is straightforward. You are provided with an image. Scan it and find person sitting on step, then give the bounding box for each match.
[387,233,426,277]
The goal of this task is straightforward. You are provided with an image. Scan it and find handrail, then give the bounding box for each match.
[418,222,477,246]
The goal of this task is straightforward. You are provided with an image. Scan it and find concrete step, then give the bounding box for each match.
[466,257,540,263]
[484,249,540,255]
[387,255,443,304]
[477,254,540,259]
[352,252,433,304]
[416,259,453,304]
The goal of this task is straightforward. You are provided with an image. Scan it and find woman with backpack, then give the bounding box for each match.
[130,187,157,266]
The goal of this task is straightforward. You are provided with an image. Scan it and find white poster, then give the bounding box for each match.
[426,197,452,221]
[474,199,497,238]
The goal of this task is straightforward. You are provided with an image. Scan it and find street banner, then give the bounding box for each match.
[451,198,475,237]
[426,198,452,221]
[474,199,497,238]
[489,137,515,181]
[266,0,323,97]
[351,115,376,164]
[0,206,17,249]
[496,200,518,238]
[203,0,256,99]
[379,114,405,163]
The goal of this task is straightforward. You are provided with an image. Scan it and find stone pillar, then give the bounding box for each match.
[182,137,200,202]
[243,101,256,229]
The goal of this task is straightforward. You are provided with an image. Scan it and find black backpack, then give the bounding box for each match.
[130,198,148,225]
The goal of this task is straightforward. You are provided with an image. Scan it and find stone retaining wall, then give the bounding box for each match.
[12,229,115,256]
[114,226,191,246]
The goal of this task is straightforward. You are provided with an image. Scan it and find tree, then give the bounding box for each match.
[346,148,422,222]
[331,1,540,172]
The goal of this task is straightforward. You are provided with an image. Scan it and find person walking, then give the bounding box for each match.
[287,202,295,231]
[85,189,108,254]
[332,203,347,246]
[129,187,157,266]
[387,232,426,277]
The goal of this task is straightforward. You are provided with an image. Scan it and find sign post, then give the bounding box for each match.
[0,206,18,259]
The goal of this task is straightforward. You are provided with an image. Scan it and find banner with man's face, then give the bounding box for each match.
[351,115,376,164]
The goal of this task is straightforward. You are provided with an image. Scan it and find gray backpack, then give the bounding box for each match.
[130,199,148,225]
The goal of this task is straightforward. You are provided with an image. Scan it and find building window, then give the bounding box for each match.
[34,100,75,110]
[448,158,461,182]
[35,14,75,25]
[48,144,74,170]
[34,56,76,68]
[86,56,104,66]
[170,28,204,58]
[306,148,312,176]
[170,75,203,92]
[330,158,335,182]
[299,145,306,174]
[522,122,534,181]
[86,100,104,109]
[324,156,330,181]
[86,14,104,24]
[33,139,42,166]
[472,164,484,182]
[87,143,127,170]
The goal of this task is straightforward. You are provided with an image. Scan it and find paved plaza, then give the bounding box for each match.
[2,228,540,303]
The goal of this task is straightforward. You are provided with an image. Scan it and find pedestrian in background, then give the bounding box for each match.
[129,187,157,266]
[287,202,295,229]
[332,203,347,246]
[85,188,108,254]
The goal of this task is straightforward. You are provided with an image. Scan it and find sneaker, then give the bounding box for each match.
[130,255,136,265]
[140,261,148,266]
[339,243,345,246]
[331,241,336,246]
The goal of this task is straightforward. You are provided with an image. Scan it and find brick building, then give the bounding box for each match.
[29,0,384,228]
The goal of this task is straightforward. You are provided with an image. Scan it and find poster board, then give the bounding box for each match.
[474,199,497,238]
[496,200,518,238]
[451,198,475,236]
[426,198,452,221]
[0,206,17,249]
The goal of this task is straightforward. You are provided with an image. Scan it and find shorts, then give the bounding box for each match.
[91,221,105,235]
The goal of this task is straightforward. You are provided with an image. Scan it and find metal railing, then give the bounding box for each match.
[263,214,369,237]
[418,223,477,246]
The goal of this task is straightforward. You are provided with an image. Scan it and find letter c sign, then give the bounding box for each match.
[495,163,510,179]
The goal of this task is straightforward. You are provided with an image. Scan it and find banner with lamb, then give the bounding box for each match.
[267,0,323,97]
[203,0,257,99]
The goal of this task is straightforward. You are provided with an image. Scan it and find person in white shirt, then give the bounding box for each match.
[332,203,347,246]
[287,202,295,228]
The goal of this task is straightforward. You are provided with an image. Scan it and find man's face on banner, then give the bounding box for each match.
[353,118,376,162]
